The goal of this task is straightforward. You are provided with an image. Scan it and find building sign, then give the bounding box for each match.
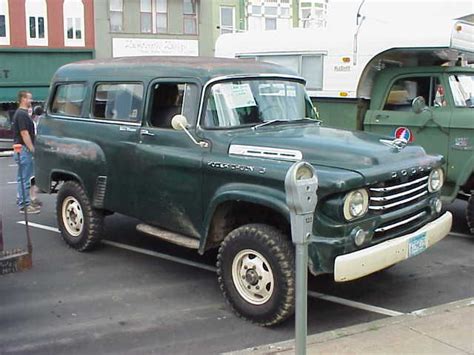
[112,38,199,58]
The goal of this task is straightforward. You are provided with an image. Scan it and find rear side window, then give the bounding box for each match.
[50,83,87,117]
[92,83,143,122]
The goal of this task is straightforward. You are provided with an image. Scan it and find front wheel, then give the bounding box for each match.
[467,193,474,234]
[217,224,295,326]
[56,181,104,251]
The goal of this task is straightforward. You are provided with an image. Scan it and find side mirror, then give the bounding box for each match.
[33,105,44,116]
[171,114,189,130]
[171,115,209,148]
[412,96,427,114]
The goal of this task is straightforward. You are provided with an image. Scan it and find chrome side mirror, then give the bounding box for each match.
[171,115,208,148]
[412,96,427,114]
[33,105,44,116]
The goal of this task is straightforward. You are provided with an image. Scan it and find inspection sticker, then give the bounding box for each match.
[408,232,427,257]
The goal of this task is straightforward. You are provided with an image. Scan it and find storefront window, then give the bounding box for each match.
[0,0,9,45]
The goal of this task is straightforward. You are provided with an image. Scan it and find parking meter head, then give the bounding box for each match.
[285,161,318,215]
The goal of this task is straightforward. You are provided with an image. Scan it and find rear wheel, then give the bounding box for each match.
[57,181,104,251]
[467,193,474,234]
[217,224,295,326]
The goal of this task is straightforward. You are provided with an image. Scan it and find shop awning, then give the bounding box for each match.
[0,86,50,103]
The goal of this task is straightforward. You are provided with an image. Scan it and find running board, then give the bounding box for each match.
[136,224,199,249]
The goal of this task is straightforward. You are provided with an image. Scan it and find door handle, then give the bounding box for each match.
[375,114,389,123]
[140,129,155,137]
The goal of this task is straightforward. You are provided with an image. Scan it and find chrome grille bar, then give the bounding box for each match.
[374,211,427,233]
[369,176,429,193]
[370,183,428,202]
[369,191,428,211]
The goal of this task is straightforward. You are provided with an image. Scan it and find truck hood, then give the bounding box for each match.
[228,124,441,185]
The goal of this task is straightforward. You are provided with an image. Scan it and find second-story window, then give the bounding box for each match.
[140,0,167,34]
[63,0,85,47]
[220,6,235,34]
[25,0,48,46]
[247,0,292,31]
[110,0,123,32]
[0,0,10,45]
[183,0,197,35]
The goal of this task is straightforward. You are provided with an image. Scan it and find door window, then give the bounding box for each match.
[92,83,143,122]
[50,83,87,117]
[149,83,198,128]
[448,74,474,107]
[384,76,443,111]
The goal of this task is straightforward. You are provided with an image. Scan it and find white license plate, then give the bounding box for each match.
[408,233,427,257]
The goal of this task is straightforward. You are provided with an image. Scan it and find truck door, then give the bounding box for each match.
[446,73,474,190]
[365,75,451,168]
[134,80,203,238]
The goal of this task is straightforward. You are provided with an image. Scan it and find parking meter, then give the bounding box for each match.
[285,161,318,355]
[285,161,318,244]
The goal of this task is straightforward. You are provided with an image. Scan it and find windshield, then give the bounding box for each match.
[448,74,474,107]
[202,79,318,128]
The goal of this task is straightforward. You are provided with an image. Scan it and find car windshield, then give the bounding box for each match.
[448,74,474,107]
[203,79,318,128]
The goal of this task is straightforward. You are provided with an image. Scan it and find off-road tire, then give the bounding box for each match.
[56,181,104,251]
[217,224,295,326]
[467,193,474,234]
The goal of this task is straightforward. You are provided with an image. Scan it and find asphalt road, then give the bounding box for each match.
[0,156,473,354]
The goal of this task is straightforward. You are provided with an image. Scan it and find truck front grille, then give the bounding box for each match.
[369,174,429,213]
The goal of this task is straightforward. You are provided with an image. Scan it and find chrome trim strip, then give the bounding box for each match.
[370,183,428,202]
[229,144,303,161]
[47,114,142,127]
[369,191,428,211]
[374,211,427,233]
[369,176,429,192]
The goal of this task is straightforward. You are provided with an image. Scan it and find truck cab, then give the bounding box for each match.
[365,66,474,204]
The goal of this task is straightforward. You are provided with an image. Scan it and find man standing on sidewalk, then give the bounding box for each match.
[12,90,40,214]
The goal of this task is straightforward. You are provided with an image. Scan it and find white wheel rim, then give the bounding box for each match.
[231,249,275,305]
[62,196,84,237]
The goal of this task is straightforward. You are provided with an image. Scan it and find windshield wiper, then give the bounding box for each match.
[293,117,322,125]
[252,119,289,130]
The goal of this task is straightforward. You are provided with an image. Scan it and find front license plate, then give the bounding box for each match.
[408,233,427,257]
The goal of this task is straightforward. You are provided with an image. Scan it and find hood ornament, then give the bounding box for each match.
[380,138,408,152]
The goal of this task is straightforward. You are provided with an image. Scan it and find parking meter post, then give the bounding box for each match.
[285,162,318,355]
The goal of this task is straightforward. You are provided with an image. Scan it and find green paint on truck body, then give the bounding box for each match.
[36,57,445,275]
[314,66,474,202]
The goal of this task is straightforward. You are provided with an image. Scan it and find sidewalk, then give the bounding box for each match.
[228,298,474,355]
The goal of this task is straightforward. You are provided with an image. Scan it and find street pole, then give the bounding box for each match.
[295,241,309,354]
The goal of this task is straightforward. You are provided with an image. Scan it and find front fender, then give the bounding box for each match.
[199,183,289,253]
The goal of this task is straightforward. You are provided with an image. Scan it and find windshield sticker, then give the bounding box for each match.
[259,83,285,96]
[221,83,256,109]
[287,85,297,97]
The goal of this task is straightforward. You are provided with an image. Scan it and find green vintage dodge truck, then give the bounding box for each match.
[35,57,452,326]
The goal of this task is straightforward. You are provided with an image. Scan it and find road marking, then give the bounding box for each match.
[308,291,405,317]
[17,221,217,273]
[9,164,16,167]
[20,221,407,316]
[17,221,60,233]
[7,181,17,184]
[448,232,471,239]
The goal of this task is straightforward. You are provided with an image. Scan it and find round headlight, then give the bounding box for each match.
[343,189,369,221]
[428,168,444,193]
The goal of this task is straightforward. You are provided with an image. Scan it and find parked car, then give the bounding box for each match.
[0,110,13,150]
[35,57,452,326]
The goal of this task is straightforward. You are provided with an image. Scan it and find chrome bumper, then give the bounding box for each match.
[334,212,453,282]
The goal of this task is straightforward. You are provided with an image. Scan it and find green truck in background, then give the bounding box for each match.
[215,17,474,233]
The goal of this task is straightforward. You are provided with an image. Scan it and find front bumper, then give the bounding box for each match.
[334,211,452,282]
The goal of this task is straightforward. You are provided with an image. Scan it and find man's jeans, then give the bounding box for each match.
[13,146,34,208]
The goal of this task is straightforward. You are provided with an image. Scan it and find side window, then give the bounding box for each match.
[149,82,198,128]
[92,83,143,122]
[384,76,442,111]
[50,83,87,117]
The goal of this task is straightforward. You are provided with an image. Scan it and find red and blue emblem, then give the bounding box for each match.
[393,127,414,143]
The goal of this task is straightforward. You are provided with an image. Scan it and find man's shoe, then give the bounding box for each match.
[19,205,41,214]
[30,199,43,207]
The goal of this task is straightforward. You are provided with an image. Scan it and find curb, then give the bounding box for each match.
[226,297,474,354]
[0,150,14,157]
